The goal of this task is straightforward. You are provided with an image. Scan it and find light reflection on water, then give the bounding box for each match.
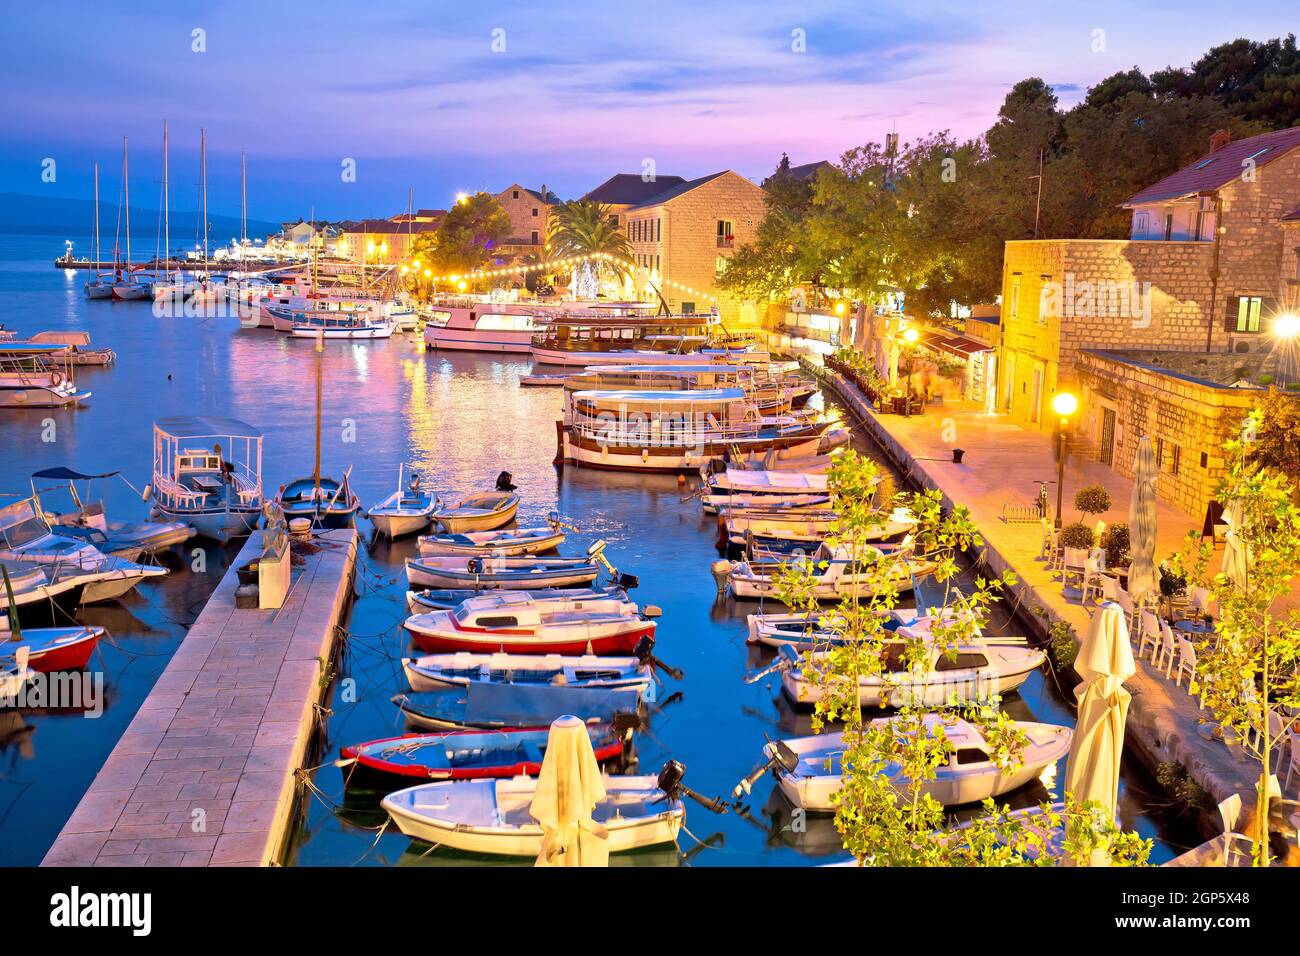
[0,236,1198,867]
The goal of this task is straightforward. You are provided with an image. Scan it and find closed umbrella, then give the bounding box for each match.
[1064,600,1136,864]
[1127,436,1158,604]
[1220,499,1251,592]
[530,714,609,867]
[887,344,900,387]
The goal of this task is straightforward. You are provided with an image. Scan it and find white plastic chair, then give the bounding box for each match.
[1136,610,1160,662]
[1174,635,1198,696]
[1156,621,1178,676]
[1062,547,1088,590]
[1115,586,1136,633]
[1081,556,1104,606]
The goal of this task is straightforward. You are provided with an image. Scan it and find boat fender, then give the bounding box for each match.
[643,604,662,618]
[50,369,64,387]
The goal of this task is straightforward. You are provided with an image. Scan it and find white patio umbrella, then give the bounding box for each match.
[1064,600,1136,864]
[887,344,900,386]
[1126,436,1158,604]
[530,714,609,867]
[1220,499,1251,592]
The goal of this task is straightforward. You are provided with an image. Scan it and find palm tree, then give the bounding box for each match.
[546,201,633,284]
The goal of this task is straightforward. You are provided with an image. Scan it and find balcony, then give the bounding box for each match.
[717,236,734,249]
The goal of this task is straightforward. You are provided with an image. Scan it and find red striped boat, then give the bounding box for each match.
[0,626,103,672]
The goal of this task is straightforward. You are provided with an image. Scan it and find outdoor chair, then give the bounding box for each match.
[1100,574,1121,603]
[1062,547,1089,590]
[1115,586,1136,633]
[1137,610,1160,662]
[1156,621,1178,676]
[1081,555,1105,606]
[1173,636,1199,699]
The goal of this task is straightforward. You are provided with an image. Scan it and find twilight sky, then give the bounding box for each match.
[1,0,1295,222]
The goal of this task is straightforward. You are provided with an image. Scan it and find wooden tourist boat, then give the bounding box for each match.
[423,302,540,353]
[381,773,683,855]
[529,310,731,367]
[391,680,644,732]
[402,648,654,694]
[728,542,934,601]
[151,417,264,541]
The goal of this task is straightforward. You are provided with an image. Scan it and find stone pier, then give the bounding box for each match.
[42,529,357,867]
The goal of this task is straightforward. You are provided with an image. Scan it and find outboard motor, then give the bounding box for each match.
[633,635,683,681]
[731,739,799,804]
[495,471,517,492]
[656,760,728,814]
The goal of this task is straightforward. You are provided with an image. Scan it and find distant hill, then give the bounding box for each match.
[0,192,281,241]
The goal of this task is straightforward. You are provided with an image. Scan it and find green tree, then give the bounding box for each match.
[1153,35,1300,130]
[545,200,633,284]
[420,192,512,278]
[718,154,821,304]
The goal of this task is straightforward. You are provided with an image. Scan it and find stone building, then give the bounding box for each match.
[493,184,561,257]
[582,173,688,229]
[337,218,439,265]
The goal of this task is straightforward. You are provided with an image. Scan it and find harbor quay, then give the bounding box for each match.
[41,530,357,867]
[805,356,1264,822]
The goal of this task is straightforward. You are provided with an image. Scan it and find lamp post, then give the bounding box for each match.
[902,327,919,417]
[1051,391,1078,529]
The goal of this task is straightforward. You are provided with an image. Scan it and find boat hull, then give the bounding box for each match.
[405,619,656,655]
[0,626,103,672]
[153,502,260,543]
[425,327,534,353]
[369,511,433,538]
[405,559,599,591]
[557,426,825,473]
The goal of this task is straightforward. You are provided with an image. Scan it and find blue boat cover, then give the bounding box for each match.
[464,682,640,725]
[32,468,119,480]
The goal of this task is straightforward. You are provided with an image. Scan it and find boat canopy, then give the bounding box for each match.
[462,681,641,726]
[584,364,753,375]
[154,416,263,440]
[31,467,120,481]
[572,387,745,404]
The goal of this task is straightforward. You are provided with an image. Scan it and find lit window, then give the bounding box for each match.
[1233,296,1263,333]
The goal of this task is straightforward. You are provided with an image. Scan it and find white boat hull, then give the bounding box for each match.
[369,511,433,538]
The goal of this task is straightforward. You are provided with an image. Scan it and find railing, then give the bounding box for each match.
[717,236,734,249]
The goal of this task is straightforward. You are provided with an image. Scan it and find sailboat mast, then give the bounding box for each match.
[241,152,247,246]
[201,128,208,265]
[163,120,169,278]
[92,162,100,267]
[314,330,323,493]
[123,137,131,268]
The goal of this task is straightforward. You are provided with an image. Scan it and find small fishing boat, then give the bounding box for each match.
[0,562,89,627]
[278,475,361,529]
[0,624,104,673]
[729,542,934,601]
[417,524,564,557]
[406,585,620,614]
[404,589,653,655]
[756,716,1072,811]
[339,721,632,788]
[381,773,684,856]
[403,647,654,694]
[430,485,520,533]
[406,554,599,591]
[779,640,1046,708]
[722,506,914,558]
[150,417,264,542]
[519,373,570,387]
[392,680,643,732]
[367,465,435,538]
[33,467,194,560]
[704,493,830,514]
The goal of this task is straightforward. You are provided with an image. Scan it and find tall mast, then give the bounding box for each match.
[92,161,100,267]
[200,128,208,265]
[241,152,247,246]
[123,137,131,268]
[314,330,323,494]
[163,120,169,277]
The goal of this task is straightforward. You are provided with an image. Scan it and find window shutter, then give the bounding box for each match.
[1224,296,1240,331]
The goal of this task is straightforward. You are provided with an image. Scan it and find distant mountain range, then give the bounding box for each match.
[0,192,281,241]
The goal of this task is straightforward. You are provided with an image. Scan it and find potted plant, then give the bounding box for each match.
[1074,484,1112,523]
[1059,521,1095,551]
[1101,522,1130,570]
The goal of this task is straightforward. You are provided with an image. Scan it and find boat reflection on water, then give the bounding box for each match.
[394,841,687,868]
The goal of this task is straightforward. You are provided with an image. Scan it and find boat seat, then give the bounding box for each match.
[156,476,204,507]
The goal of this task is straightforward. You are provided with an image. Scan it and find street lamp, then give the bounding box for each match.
[902,327,920,417]
[1051,391,1078,529]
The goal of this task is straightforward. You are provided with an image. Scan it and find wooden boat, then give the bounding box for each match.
[723,506,916,558]
[406,554,599,591]
[728,542,934,601]
[367,465,435,538]
[402,649,654,694]
[530,310,728,367]
[430,490,520,533]
[278,475,361,528]
[406,585,621,614]
[779,640,1046,708]
[382,773,684,855]
[0,625,104,673]
[761,716,1072,811]
[339,722,631,788]
[392,680,643,732]
[150,417,264,542]
[404,590,653,654]
[745,607,970,648]
[417,525,564,557]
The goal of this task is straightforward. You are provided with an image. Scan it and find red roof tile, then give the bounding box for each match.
[1123,126,1300,206]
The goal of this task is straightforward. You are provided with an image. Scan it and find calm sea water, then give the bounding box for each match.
[0,235,1199,866]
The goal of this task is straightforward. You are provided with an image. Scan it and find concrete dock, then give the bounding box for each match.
[42,529,357,867]
[807,359,1261,823]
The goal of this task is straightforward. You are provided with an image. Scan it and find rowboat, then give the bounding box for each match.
[392,681,643,731]
[721,506,915,558]
[758,716,1072,811]
[367,466,435,538]
[745,607,972,648]
[703,493,830,514]
[339,722,632,788]
[406,586,622,614]
[382,774,684,855]
[417,525,564,557]
[404,591,653,654]
[405,555,599,591]
[728,542,934,601]
[0,625,104,672]
[402,648,654,693]
[431,490,520,533]
[779,640,1046,708]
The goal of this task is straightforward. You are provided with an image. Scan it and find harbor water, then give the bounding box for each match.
[0,234,1202,866]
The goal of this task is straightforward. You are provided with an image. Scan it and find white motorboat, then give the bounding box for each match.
[402,649,654,694]
[745,606,979,648]
[760,716,1072,811]
[32,467,194,560]
[0,345,93,408]
[367,465,435,538]
[417,525,564,557]
[722,506,914,557]
[150,417,264,542]
[423,302,538,353]
[779,640,1046,708]
[381,774,684,856]
[406,585,623,614]
[728,542,935,601]
[430,489,520,533]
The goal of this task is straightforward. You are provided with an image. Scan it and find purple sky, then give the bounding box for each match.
[2,1,1295,221]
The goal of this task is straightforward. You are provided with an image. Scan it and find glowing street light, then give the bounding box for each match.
[1051,391,1078,529]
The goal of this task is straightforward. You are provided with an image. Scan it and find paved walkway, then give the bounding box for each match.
[42,529,357,867]
[810,361,1262,814]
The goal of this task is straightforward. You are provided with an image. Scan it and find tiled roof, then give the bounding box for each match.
[1123,126,1300,206]
[344,218,439,234]
[626,171,731,211]
[582,173,688,206]
[764,160,831,186]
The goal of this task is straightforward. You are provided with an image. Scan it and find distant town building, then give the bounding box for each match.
[494,184,561,257]
[338,217,439,264]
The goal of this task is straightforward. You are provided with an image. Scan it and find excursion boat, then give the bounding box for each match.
[759,716,1072,811]
[406,585,622,614]
[23,331,115,366]
[778,640,1047,708]
[150,417,264,542]
[0,498,167,607]
[381,773,684,856]
[392,680,643,731]
[728,542,935,601]
[402,648,654,694]
[32,467,194,560]
[0,623,104,673]
[530,312,728,367]
[417,525,564,557]
[430,488,520,533]
[367,465,435,538]
[0,344,92,408]
[556,388,829,473]
[423,302,540,353]
[339,722,630,788]
[403,590,653,654]
[405,554,601,591]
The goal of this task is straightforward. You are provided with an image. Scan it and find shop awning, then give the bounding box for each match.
[914,330,993,359]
